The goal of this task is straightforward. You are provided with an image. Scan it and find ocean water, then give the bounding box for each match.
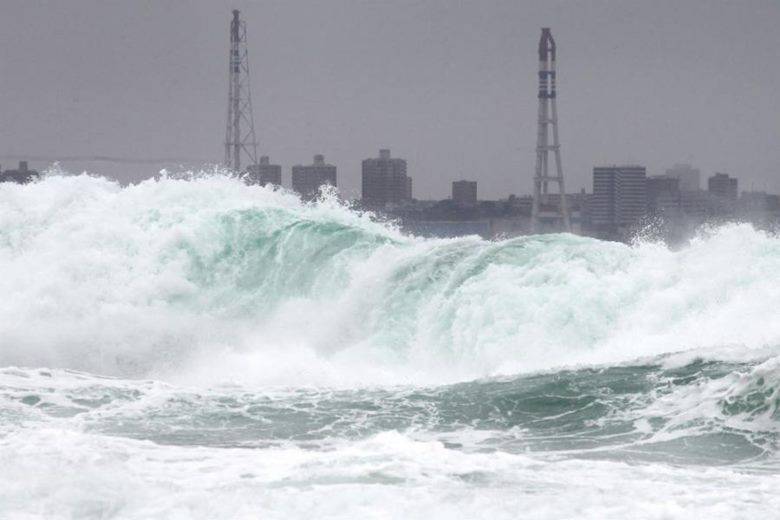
[1,171,779,519]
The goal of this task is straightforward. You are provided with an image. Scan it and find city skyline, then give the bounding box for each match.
[1,1,779,199]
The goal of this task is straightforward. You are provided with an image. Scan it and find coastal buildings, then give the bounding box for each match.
[708,172,738,200]
[292,154,337,199]
[646,175,680,214]
[590,165,647,237]
[361,149,411,207]
[245,156,281,186]
[452,180,477,207]
[665,164,700,192]
[0,161,39,184]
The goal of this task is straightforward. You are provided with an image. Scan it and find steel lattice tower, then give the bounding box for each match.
[224,9,258,172]
[531,28,570,233]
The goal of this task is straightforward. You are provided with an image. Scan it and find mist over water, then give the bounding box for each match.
[2,171,780,519]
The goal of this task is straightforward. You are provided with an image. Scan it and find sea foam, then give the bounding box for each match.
[1,170,779,386]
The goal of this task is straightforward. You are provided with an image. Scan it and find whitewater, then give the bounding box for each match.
[1,170,780,519]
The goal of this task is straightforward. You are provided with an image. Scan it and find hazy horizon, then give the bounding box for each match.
[1,0,778,199]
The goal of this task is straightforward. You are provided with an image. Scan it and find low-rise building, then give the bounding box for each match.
[452,180,477,207]
[0,161,39,184]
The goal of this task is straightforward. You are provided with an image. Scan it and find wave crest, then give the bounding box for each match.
[1,172,779,385]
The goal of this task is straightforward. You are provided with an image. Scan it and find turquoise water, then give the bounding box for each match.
[1,172,779,519]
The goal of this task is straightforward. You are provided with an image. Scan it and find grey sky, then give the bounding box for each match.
[1,0,778,199]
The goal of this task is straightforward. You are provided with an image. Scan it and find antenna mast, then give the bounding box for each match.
[224,9,258,172]
[531,28,570,232]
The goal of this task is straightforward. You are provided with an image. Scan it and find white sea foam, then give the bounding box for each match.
[1,171,779,387]
[1,426,778,520]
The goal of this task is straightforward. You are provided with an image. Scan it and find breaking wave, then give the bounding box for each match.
[1,170,779,386]
[3,169,780,519]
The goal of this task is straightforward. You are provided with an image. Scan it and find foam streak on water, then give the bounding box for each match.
[1,171,779,519]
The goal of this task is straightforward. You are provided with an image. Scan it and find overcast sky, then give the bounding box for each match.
[1,0,778,199]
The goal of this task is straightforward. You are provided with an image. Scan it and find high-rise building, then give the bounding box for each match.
[591,166,647,232]
[665,164,700,192]
[452,180,477,207]
[292,154,337,199]
[361,149,411,206]
[708,172,738,200]
[245,156,281,186]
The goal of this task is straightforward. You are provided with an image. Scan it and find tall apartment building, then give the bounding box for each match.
[708,172,738,200]
[590,165,647,232]
[292,154,337,199]
[452,180,477,206]
[245,156,282,186]
[361,149,411,206]
[665,164,700,191]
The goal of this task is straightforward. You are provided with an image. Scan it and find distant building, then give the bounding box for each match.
[361,149,411,206]
[292,154,337,199]
[708,173,738,200]
[655,190,731,220]
[0,161,39,184]
[646,175,679,213]
[665,164,700,191]
[452,180,477,207]
[739,191,778,214]
[245,156,281,186]
[590,165,647,235]
[404,220,491,239]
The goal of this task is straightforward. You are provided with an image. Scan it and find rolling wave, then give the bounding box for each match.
[1,170,779,385]
[2,169,780,518]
